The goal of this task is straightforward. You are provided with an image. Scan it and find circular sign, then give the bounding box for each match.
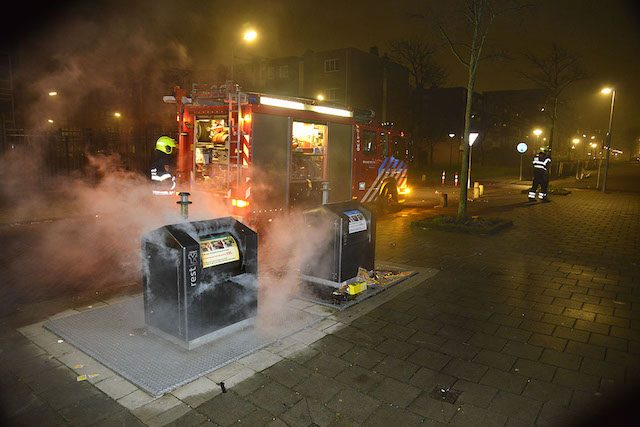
[516,142,528,153]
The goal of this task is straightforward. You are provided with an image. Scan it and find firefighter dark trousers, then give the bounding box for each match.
[528,170,548,201]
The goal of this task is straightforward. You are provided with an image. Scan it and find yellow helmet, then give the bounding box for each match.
[156,136,177,154]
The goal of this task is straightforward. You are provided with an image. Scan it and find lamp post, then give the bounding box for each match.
[467,132,479,189]
[231,29,258,82]
[448,133,455,166]
[601,88,616,193]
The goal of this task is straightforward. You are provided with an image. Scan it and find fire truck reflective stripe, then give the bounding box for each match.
[151,173,172,181]
[365,157,395,202]
[246,187,251,199]
[152,190,175,195]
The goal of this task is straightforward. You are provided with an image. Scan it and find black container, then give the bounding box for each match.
[302,201,375,286]
[141,217,258,349]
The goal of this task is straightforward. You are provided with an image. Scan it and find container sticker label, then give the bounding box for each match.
[200,234,240,268]
[344,210,367,234]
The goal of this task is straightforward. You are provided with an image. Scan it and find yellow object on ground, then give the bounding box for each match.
[348,281,367,295]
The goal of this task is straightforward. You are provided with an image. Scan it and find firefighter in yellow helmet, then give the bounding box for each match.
[150,136,178,195]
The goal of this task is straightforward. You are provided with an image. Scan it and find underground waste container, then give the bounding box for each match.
[141,217,258,349]
[302,201,375,286]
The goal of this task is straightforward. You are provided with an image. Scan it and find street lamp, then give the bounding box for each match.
[601,88,616,192]
[467,132,479,189]
[231,29,258,82]
[533,129,542,148]
[572,138,580,160]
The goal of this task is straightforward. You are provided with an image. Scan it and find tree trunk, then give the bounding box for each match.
[457,62,477,221]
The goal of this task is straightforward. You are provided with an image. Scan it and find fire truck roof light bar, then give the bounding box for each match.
[260,96,353,118]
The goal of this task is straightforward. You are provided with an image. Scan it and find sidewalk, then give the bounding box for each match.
[1,178,639,425]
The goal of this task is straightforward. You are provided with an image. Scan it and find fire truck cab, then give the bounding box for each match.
[165,82,409,221]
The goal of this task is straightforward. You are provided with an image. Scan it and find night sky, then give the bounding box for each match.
[4,0,640,151]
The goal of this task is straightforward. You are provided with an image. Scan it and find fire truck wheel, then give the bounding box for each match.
[377,185,396,213]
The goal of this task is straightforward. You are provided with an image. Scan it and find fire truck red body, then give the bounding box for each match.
[166,83,409,221]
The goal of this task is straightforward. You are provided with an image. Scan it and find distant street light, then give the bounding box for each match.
[601,87,616,192]
[114,112,121,118]
[448,133,456,166]
[48,91,58,96]
[467,132,479,189]
[317,94,324,101]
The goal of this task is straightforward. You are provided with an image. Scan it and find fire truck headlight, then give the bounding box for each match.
[399,187,410,195]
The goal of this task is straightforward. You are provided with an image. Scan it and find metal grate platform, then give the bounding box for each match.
[44,297,322,396]
[298,262,421,310]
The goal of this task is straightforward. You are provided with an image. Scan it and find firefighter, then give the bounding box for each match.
[151,136,178,195]
[528,147,551,202]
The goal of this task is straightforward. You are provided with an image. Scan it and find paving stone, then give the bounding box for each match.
[565,340,606,360]
[473,349,517,371]
[539,348,582,370]
[552,368,600,391]
[327,389,381,423]
[197,391,258,426]
[341,346,385,369]
[495,325,532,343]
[377,322,417,341]
[171,376,221,408]
[536,400,580,426]
[369,376,421,408]
[503,340,544,361]
[408,367,457,391]
[375,355,421,382]
[262,359,313,388]
[451,403,508,426]
[407,348,451,371]
[575,319,610,335]
[580,358,626,382]
[512,358,556,382]
[453,379,499,408]
[280,398,336,427]
[588,333,628,351]
[467,331,507,352]
[246,381,303,416]
[439,340,481,360]
[520,319,556,335]
[58,393,125,426]
[488,391,543,424]
[442,358,488,382]
[303,352,350,378]
[293,373,344,403]
[480,368,529,394]
[521,379,573,405]
[334,326,386,349]
[375,337,418,359]
[528,333,567,352]
[337,364,385,392]
[408,391,458,423]
[365,403,423,427]
[311,334,355,357]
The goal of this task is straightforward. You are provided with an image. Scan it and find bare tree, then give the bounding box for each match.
[389,37,447,90]
[520,43,587,157]
[389,37,447,165]
[429,0,524,220]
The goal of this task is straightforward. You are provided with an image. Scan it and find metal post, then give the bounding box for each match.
[602,90,616,193]
[177,192,192,220]
[467,144,473,189]
[322,182,330,205]
[596,158,602,189]
[519,153,523,182]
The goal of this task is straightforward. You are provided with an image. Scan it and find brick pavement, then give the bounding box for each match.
[1,176,639,426]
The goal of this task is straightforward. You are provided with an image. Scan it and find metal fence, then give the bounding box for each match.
[0,125,175,186]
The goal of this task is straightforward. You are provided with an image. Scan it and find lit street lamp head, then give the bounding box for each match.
[243,30,257,42]
[533,129,542,136]
[601,88,612,94]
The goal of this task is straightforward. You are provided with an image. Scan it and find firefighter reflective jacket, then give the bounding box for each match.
[151,153,176,195]
[533,154,551,171]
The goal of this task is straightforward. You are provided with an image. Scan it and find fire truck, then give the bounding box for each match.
[164,82,409,221]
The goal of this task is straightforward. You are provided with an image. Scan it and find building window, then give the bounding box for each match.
[324,58,340,73]
[279,65,289,78]
[267,66,275,80]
